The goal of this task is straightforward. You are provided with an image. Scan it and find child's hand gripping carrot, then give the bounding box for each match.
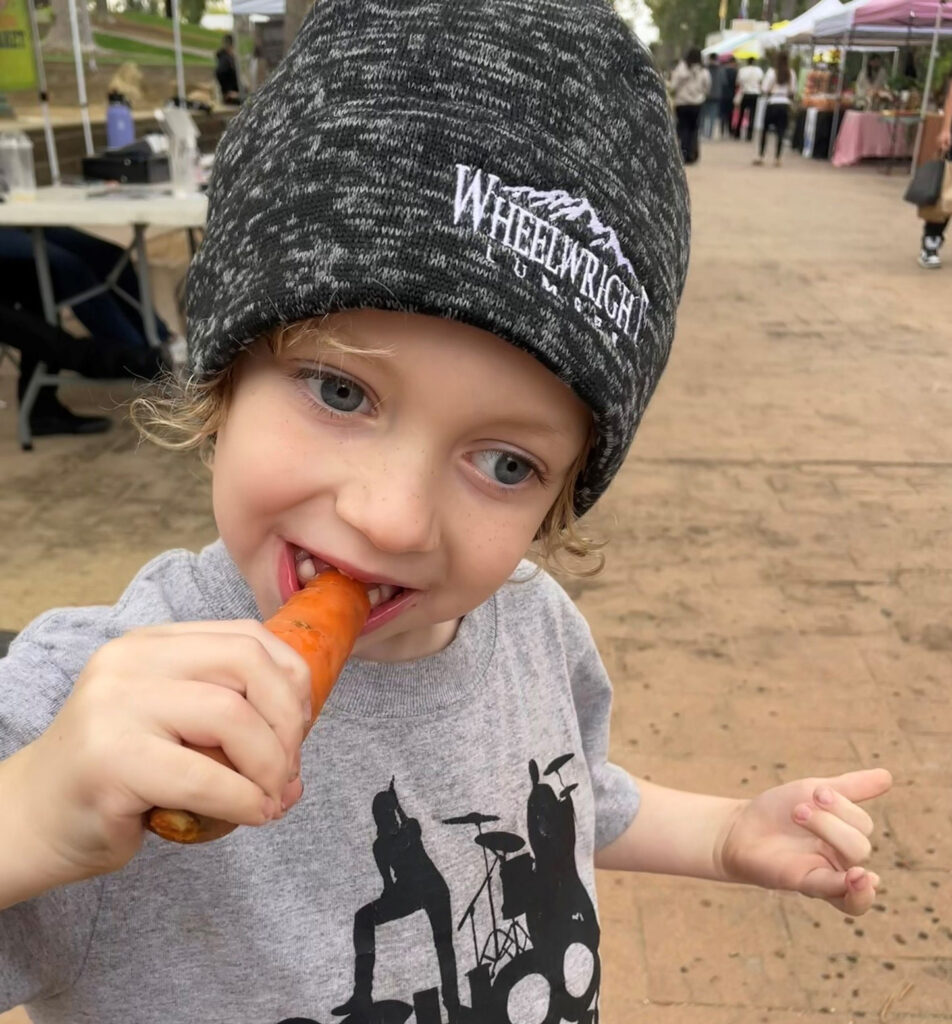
[147,571,369,842]
[8,571,369,892]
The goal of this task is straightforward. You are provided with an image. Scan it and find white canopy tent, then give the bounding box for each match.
[702,30,765,57]
[811,0,869,40]
[232,0,285,13]
[762,0,846,47]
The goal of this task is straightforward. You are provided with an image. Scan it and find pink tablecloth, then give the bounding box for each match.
[832,110,914,167]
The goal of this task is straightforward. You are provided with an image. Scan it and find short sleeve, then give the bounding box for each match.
[561,604,640,850]
[0,639,104,1008]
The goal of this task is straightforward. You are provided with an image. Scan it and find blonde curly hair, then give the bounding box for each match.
[131,319,605,577]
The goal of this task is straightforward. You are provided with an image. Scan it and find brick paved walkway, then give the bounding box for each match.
[0,138,949,1022]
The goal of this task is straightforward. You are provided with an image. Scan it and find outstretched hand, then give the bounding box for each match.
[715,769,893,915]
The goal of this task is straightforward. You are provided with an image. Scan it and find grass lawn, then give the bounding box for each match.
[110,10,253,55]
[91,30,210,63]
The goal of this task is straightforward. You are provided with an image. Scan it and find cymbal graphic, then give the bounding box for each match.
[544,753,575,776]
[442,812,500,826]
[475,831,526,855]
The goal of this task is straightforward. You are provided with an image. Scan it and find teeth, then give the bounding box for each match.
[291,548,405,606]
[296,558,317,583]
[367,584,399,609]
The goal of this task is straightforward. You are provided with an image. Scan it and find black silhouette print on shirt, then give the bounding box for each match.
[275,751,600,1024]
[331,778,460,1023]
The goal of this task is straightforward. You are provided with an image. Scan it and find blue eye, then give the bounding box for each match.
[292,368,373,415]
[473,449,536,487]
[318,375,366,413]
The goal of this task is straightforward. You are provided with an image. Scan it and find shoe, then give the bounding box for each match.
[29,409,112,436]
[774,158,782,167]
[752,157,764,166]
[918,238,943,269]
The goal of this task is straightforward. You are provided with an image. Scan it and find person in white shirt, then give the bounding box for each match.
[735,57,764,141]
[668,47,712,164]
[753,51,797,166]
[855,56,888,105]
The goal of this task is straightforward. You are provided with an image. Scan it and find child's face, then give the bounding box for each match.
[212,310,590,661]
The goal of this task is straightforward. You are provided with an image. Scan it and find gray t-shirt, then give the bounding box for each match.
[0,541,639,1023]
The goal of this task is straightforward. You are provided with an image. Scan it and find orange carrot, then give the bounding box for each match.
[146,570,370,844]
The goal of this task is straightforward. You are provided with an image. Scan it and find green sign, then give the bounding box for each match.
[0,0,38,92]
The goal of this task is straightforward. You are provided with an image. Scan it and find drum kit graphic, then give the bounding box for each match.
[437,753,600,1023]
[279,754,600,1024]
[443,811,534,970]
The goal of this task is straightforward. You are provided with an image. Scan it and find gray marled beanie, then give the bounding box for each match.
[186,0,690,514]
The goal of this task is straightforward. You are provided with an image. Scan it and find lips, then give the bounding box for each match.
[278,542,419,635]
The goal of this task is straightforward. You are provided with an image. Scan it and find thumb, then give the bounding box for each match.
[825,768,893,804]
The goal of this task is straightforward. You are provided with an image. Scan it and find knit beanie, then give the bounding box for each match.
[186,0,690,514]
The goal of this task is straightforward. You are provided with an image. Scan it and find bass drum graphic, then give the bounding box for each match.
[485,945,600,1024]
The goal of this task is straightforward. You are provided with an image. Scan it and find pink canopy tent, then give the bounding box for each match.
[854,0,952,26]
[834,0,951,166]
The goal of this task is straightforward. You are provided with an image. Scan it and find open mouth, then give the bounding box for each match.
[280,542,418,633]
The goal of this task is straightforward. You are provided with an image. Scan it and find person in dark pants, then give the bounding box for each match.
[215,34,241,104]
[701,54,724,139]
[721,56,739,138]
[669,47,711,165]
[0,227,170,435]
[918,76,951,269]
[735,57,764,141]
[753,51,797,167]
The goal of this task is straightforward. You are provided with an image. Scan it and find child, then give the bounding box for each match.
[0,2,891,1022]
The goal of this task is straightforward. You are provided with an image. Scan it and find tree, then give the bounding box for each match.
[180,0,205,26]
[644,0,815,54]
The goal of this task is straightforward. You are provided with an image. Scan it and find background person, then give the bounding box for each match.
[855,55,888,105]
[0,227,173,436]
[214,33,241,104]
[720,56,739,139]
[919,75,952,269]
[736,56,764,142]
[753,50,797,167]
[701,53,725,139]
[669,46,711,164]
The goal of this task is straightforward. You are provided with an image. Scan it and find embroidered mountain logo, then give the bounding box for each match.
[452,163,649,344]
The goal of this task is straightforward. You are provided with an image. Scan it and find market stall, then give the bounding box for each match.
[811,0,952,163]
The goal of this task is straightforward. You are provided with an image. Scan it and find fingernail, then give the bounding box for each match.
[262,797,278,821]
[849,869,866,888]
[280,778,301,812]
[815,786,834,806]
[794,803,812,824]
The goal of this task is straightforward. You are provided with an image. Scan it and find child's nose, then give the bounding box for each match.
[334,465,441,555]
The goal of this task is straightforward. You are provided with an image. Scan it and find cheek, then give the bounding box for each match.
[451,507,544,593]
[211,404,313,547]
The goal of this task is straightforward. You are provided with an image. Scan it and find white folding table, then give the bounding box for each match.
[0,186,207,448]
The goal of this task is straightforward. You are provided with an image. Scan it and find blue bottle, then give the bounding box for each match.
[106,92,135,149]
